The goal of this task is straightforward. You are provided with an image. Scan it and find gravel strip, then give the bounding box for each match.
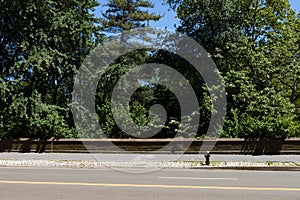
[0,159,299,169]
[0,159,192,169]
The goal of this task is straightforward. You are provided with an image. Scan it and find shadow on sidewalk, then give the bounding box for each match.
[241,138,284,155]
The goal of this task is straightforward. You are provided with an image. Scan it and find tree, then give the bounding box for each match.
[0,0,104,139]
[6,91,73,139]
[101,0,161,32]
[166,0,300,138]
[93,0,163,138]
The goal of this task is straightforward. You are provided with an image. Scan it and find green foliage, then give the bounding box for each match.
[1,0,298,139]
[96,99,155,138]
[223,87,298,138]
[6,91,73,139]
[102,0,162,32]
[130,101,151,127]
[166,0,300,139]
[93,0,164,138]
[0,0,103,139]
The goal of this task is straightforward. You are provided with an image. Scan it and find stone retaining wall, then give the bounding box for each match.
[0,138,299,155]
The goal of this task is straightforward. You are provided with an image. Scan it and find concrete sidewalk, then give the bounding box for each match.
[0,152,300,162]
[0,153,299,171]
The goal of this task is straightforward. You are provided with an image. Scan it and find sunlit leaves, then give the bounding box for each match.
[0,0,103,139]
[167,0,300,138]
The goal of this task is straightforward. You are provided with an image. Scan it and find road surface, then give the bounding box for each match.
[0,167,299,200]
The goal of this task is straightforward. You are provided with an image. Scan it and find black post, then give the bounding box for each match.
[204,151,210,165]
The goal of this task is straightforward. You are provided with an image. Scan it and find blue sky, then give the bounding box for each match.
[149,0,300,29]
[97,0,300,30]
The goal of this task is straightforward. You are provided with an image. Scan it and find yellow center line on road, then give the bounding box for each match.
[0,180,299,191]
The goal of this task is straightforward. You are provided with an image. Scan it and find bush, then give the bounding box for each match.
[5,91,74,139]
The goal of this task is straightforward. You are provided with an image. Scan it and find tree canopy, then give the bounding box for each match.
[102,0,161,32]
[0,0,103,139]
[0,0,299,140]
[166,0,300,138]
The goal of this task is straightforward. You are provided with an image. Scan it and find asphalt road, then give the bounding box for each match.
[0,167,299,200]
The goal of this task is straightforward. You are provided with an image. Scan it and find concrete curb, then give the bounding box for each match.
[190,166,300,171]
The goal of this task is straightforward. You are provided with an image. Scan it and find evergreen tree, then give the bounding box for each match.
[96,0,163,138]
[102,0,161,32]
[0,0,103,139]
